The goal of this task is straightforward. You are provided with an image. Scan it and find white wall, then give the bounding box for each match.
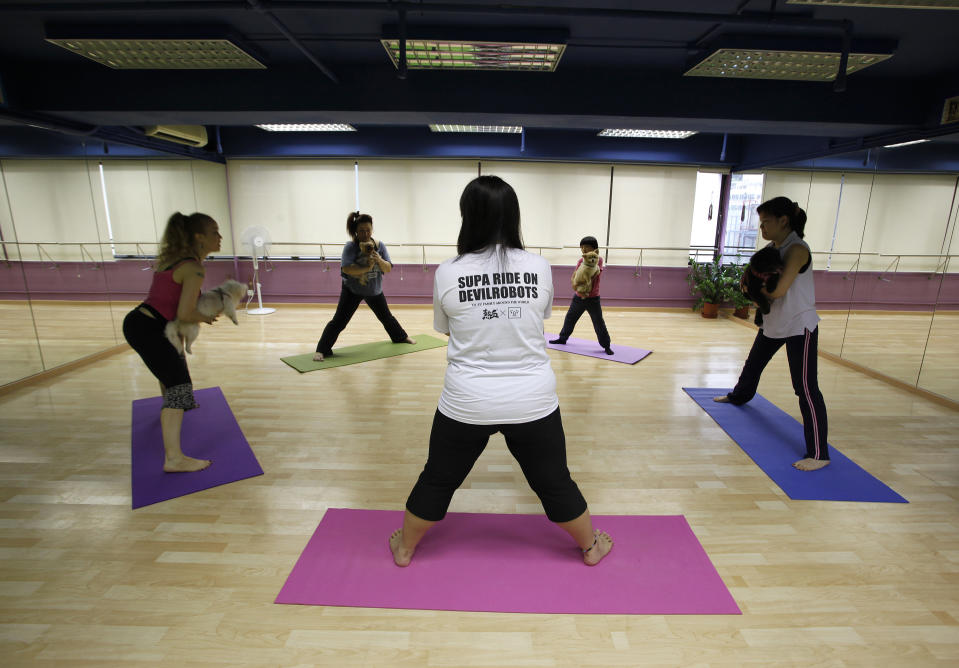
[608,164,700,268]
[1,158,957,275]
[0,160,103,262]
[0,162,17,260]
[226,159,355,258]
[358,160,479,264]
[480,161,612,265]
[762,170,958,272]
[860,174,959,272]
[0,159,231,263]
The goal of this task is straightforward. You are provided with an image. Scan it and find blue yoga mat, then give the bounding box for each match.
[684,387,906,503]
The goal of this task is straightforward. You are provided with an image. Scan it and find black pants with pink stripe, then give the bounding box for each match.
[726,327,829,461]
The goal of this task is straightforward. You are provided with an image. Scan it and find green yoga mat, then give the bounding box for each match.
[281,334,447,372]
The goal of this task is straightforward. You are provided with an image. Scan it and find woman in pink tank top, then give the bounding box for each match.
[122,212,222,473]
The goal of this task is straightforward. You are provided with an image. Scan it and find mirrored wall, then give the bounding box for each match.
[0,156,230,386]
[761,154,959,401]
[1,155,957,406]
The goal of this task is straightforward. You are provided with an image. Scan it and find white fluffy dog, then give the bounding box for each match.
[165,279,246,355]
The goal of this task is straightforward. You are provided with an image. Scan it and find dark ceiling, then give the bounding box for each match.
[0,1,957,169]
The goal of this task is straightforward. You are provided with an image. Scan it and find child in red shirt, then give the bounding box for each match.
[549,236,613,355]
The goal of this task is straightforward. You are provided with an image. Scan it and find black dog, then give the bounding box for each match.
[743,246,784,327]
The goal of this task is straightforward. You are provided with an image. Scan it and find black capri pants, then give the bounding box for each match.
[726,327,829,461]
[406,408,587,523]
[557,295,610,349]
[316,285,408,355]
[122,306,197,410]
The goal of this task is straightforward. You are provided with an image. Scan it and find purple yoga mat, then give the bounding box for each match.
[276,509,740,615]
[131,386,263,509]
[545,334,652,364]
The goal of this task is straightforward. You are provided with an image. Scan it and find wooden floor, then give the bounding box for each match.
[5,302,958,402]
[1,304,958,667]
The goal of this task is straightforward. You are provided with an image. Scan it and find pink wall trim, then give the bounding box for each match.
[1,259,957,311]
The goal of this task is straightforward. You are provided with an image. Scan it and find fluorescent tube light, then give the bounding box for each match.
[598,129,698,139]
[882,139,931,148]
[256,124,356,132]
[45,37,265,69]
[429,125,523,133]
[382,40,565,72]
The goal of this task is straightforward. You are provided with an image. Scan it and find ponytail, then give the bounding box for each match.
[756,196,807,238]
[155,211,215,269]
[346,211,373,238]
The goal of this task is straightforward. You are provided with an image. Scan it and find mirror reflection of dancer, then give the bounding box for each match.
[714,197,830,471]
[390,176,613,567]
[313,211,415,361]
[122,212,221,473]
[549,235,613,355]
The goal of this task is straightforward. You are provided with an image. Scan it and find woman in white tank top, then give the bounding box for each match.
[715,197,830,471]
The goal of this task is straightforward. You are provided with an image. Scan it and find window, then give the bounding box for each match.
[689,172,722,262]
[722,173,764,264]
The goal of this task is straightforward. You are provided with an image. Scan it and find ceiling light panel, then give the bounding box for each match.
[429,125,523,133]
[787,1,959,9]
[883,139,931,148]
[382,40,565,71]
[685,49,891,81]
[598,129,698,139]
[256,124,356,132]
[45,38,265,69]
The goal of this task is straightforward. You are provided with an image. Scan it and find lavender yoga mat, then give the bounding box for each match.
[131,386,263,509]
[684,387,906,503]
[276,509,740,615]
[545,334,652,364]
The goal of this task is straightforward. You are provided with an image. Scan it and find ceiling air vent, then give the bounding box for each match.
[143,125,208,147]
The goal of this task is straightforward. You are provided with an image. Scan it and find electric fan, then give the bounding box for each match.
[239,226,276,315]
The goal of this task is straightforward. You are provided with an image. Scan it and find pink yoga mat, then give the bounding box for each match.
[545,334,652,364]
[276,509,740,615]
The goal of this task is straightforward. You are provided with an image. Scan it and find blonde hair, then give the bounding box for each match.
[155,212,215,270]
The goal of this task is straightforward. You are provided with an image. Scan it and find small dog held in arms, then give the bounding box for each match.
[571,250,601,297]
[164,279,246,355]
[356,239,378,286]
[743,246,785,327]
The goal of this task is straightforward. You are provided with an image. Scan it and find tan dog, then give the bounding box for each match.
[571,250,600,297]
[164,279,246,355]
[356,239,378,286]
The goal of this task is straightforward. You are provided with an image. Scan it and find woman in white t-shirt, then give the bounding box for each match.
[389,176,613,567]
[714,197,830,471]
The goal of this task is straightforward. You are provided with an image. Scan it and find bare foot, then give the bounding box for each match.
[713,395,731,403]
[389,528,414,567]
[793,458,830,471]
[403,337,416,345]
[583,530,613,566]
[164,454,211,473]
[312,352,324,362]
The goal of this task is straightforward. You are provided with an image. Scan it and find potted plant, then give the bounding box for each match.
[727,263,753,319]
[686,257,735,318]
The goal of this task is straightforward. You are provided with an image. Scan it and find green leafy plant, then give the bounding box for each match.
[686,257,737,311]
[726,262,753,309]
